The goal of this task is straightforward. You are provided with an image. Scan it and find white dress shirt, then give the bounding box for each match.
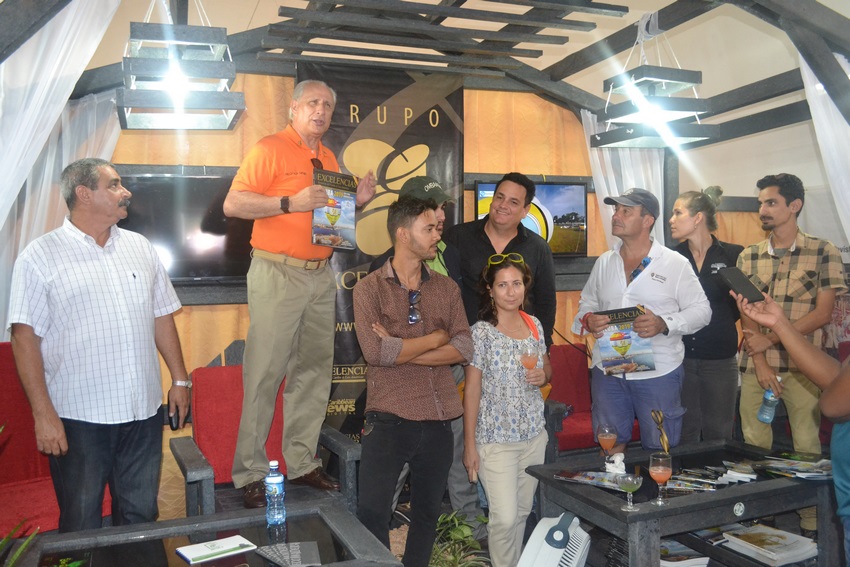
[572,238,711,379]
[7,218,181,423]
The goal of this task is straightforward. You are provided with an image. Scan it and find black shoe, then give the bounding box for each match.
[243,480,266,509]
[393,502,412,525]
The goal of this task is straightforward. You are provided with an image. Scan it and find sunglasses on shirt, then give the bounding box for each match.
[408,290,422,325]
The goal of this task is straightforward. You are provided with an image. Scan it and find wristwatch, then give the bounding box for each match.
[280,196,290,214]
[173,380,192,388]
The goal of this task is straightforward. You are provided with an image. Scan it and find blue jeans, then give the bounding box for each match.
[591,365,685,450]
[49,411,163,532]
[357,412,454,567]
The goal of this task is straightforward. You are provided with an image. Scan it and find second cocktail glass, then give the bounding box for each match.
[616,473,643,511]
[649,452,672,506]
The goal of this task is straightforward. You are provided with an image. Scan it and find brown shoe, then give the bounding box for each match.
[243,480,266,509]
[289,467,340,491]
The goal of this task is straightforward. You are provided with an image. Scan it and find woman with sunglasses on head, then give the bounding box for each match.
[669,187,744,444]
[462,253,551,567]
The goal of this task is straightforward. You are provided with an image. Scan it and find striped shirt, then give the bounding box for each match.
[7,218,181,424]
[738,229,846,373]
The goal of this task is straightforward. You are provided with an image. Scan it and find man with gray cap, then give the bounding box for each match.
[572,188,710,454]
[368,176,485,539]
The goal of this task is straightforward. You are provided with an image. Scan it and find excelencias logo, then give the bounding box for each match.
[650,272,667,283]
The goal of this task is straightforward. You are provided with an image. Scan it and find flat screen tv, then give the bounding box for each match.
[117,175,253,284]
[475,180,588,256]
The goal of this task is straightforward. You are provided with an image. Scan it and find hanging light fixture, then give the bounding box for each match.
[117,4,245,130]
[593,12,711,148]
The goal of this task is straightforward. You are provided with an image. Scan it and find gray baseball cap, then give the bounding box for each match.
[603,188,660,219]
[400,176,454,204]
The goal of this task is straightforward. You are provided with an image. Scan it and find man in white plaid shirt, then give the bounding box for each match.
[7,158,190,533]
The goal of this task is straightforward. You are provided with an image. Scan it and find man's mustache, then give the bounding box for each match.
[119,199,131,208]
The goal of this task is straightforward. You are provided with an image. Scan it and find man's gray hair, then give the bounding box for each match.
[60,158,114,210]
[289,80,337,120]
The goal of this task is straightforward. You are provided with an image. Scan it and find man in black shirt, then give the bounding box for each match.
[443,172,557,347]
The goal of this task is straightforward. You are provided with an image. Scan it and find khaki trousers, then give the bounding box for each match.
[232,256,336,487]
[740,370,821,530]
[478,431,548,567]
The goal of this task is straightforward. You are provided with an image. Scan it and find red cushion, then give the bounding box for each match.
[191,365,286,484]
[0,342,111,534]
[0,479,111,536]
[0,342,51,485]
[548,344,592,414]
[556,412,641,452]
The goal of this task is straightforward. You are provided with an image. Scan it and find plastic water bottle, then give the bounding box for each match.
[757,376,783,424]
[265,460,286,525]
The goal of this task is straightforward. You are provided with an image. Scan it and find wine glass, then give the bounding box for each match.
[596,423,617,459]
[518,342,539,371]
[616,473,643,512]
[649,452,672,507]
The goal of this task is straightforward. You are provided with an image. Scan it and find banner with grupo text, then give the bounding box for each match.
[296,64,464,441]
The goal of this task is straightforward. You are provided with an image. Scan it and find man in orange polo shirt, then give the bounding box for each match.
[224,80,376,506]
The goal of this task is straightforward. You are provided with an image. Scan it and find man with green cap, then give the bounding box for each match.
[369,175,460,286]
[368,176,487,542]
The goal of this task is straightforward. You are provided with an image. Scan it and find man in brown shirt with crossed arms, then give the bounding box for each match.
[353,196,473,567]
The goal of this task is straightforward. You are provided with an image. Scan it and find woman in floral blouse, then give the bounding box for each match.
[462,253,551,567]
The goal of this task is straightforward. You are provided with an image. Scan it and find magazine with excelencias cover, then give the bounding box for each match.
[553,470,624,491]
[596,305,655,375]
[312,168,357,250]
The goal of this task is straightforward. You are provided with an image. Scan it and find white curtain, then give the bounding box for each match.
[0,0,121,338]
[799,53,850,263]
[0,0,120,231]
[0,91,121,339]
[581,110,666,249]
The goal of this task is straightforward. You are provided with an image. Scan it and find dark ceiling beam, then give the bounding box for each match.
[683,100,811,149]
[169,0,188,26]
[484,0,628,18]
[258,52,506,78]
[228,27,268,57]
[702,68,803,117]
[719,0,779,27]
[266,22,544,58]
[312,0,596,31]
[275,6,570,44]
[545,0,723,81]
[472,4,606,115]
[233,52,296,77]
[749,0,850,55]
[0,0,72,64]
[261,38,523,69]
[782,19,850,126]
[507,66,606,114]
[70,62,123,100]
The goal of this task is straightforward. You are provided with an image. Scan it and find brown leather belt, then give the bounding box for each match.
[252,249,329,270]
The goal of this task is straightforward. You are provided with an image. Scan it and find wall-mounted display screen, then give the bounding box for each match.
[474,181,588,256]
[117,175,253,283]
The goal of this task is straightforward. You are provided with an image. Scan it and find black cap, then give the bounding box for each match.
[603,188,660,219]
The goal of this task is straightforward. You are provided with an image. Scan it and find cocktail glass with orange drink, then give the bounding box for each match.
[596,423,617,461]
[649,452,672,506]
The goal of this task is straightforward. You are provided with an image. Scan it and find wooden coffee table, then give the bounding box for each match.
[527,440,841,567]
